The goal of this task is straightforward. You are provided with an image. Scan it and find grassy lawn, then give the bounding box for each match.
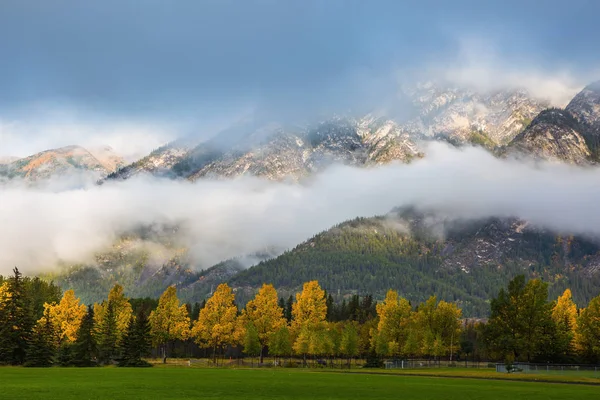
[341,366,600,384]
[1,367,600,400]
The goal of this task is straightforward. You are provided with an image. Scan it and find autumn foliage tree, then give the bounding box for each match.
[552,288,578,360]
[243,284,286,363]
[373,290,412,357]
[291,280,327,362]
[44,289,87,345]
[94,284,133,347]
[192,283,239,363]
[149,286,190,363]
[577,295,600,362]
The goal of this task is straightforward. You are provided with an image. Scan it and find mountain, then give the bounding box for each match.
[105,84,547,182]
[104,141,192,181]
[505,108,592,164]
[0,145,125,182]
[106,116,422,182]
[505,82,600,163]
[402,83,547,145]
[565,81,600,155]
[23,81,600,315]
[228,210,600,316]
[185,117,421,181]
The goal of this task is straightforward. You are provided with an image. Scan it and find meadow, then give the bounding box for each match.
[1,367,599,400]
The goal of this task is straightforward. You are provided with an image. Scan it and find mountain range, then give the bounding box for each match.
[4,81,600,316]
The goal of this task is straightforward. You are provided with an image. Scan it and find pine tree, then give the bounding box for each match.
[285,296,294,322]
[97,300,118,365]
[119,311,152,367]
[94,284,133,348]
[72,305,97,367]
[25,308,57,367]
[0,268,35,365]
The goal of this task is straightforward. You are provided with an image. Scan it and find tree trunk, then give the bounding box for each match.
[212,344,217,365]
[260,345,265,365]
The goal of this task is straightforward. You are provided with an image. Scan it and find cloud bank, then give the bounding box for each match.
[3,142,600,275]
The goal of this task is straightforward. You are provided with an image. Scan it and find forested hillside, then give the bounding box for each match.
[231,212,600,316]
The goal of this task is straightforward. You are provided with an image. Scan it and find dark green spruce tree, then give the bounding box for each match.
[97,300,118,365]
[72,305,97,367]
[0,268,35,365]
[119,311,152,367]
[25,308,57,367]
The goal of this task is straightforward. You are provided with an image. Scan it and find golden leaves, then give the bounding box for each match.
[192,283,239,349]
[42,289,87,344]
[243,284,286,346]
[149,285,190,345]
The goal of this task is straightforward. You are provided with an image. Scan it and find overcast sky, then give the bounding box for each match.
[1,0,599,157]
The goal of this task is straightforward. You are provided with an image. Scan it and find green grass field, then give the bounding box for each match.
[1,368,599,400]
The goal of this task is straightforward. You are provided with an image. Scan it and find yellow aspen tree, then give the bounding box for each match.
[415,296,437,358]
[192,283,239,364]
[43,289,87,344]
[433,300,462,361]
[552,288,578,354]
[291,280,327,363]
[93,284,133,345]
[374,289,412,357]
[243,283,286,363]
[576,295,600,361]
[149,285,190,363]
[291,280,327,333]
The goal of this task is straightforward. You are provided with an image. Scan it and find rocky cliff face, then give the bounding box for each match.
[103,141,191,181]
[566,81,600,154]
[186,116,421,181]
[505,109,591,164]
[402,83,547,145]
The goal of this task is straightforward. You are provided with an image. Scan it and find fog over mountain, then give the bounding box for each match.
[2,142,600,275]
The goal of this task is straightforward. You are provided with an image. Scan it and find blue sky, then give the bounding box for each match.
[0,0,599,157]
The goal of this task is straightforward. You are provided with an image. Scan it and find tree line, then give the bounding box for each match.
[1,267,600,367]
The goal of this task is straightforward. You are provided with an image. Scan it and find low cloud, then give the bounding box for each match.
[419,37,591,106]
[3,142,600,275]
[0,113,175,162]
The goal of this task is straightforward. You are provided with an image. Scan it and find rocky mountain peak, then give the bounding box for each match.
[566,80,600,152]
[506,108,591,164]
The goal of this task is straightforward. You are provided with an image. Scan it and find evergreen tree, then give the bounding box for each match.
[97,300,118,364]
[0,268,35,365]
[25,308,57,367]
[285,296,294,322]
[119,311,152,367]
[191,302,201,321]
[72,305,97,367]
[278,297,286,316]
